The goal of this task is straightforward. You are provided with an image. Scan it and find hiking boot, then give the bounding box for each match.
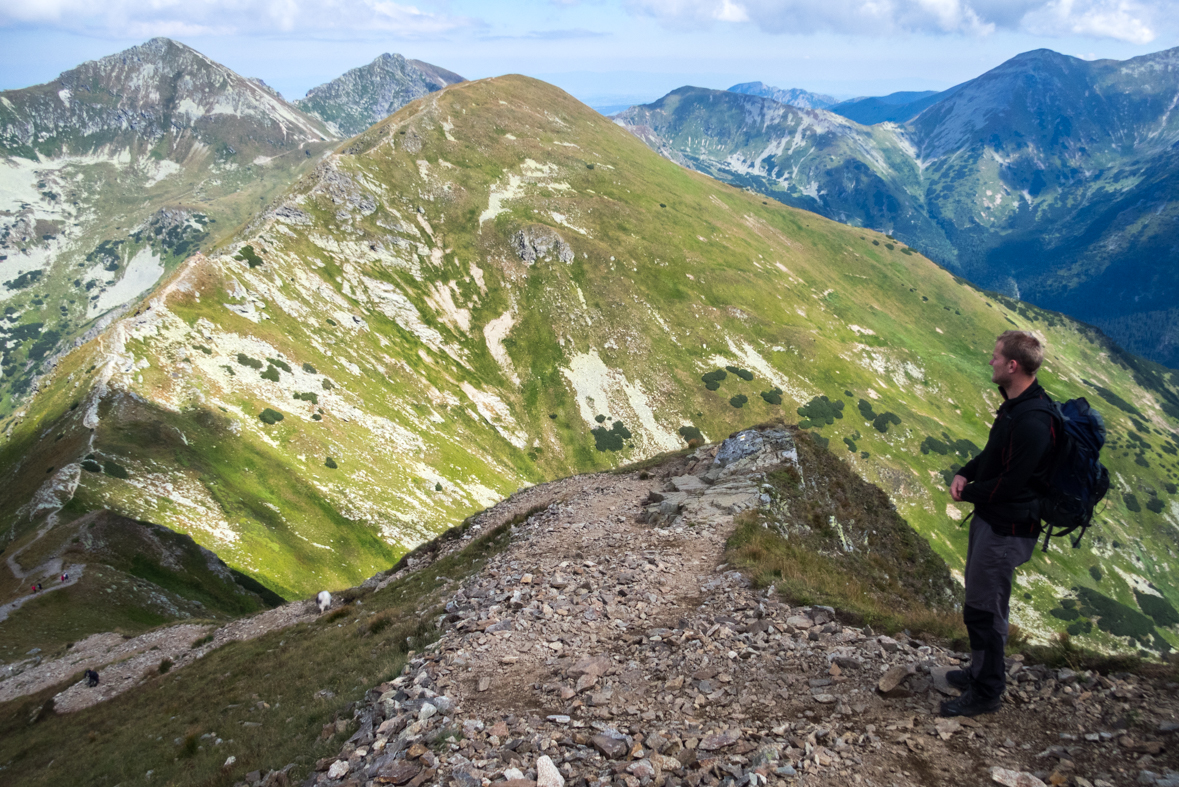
[946,669,971,691]
[940,688,1002,718]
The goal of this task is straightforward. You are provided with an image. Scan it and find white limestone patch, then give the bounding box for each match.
[716,338,812,405]
[480,173,523,226]
[550,211,592,237]
[424,281,470,333]
[479,159,563,227]
[1111,565,1162,597]
[356,274,447,352]
[848,325,876,336]
[846,345,927,390]
[144,159,183,186]
[307,234,420,278]
[560,349,681,453]
[483,310,519,385]
[460,382,528,449]
[88,247,165,318]
[118,471,240,546]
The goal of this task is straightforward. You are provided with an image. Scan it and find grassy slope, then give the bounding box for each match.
[0,514,514,787]
[0,510,276,660]
[2,75,1178,655]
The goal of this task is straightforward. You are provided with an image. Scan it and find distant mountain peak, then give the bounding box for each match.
[727,82,837,110]
[295,53,465,137]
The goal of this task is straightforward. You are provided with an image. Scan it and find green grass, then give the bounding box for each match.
[725,428,963,641]
[0,515,514,787]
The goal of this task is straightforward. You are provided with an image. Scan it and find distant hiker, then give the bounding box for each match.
[317,590,332,613]
[36,582,42,592]
[31,584,36,594]
[85,669,99,687]
[945,330,1055,718]
[61,573,68,582]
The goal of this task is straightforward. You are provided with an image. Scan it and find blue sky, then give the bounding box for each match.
[2,0,1175,108]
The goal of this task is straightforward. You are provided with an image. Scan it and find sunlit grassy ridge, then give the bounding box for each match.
[3,75,1179,655]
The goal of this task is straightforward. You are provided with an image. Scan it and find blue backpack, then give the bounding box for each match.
[1018,397,1111,552]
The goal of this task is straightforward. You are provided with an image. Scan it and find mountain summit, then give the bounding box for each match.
[728,82,837,110]
[0,38,338,410]
[296,53,465,137]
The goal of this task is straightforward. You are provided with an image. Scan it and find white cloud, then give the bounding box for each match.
[0,0,478,37]
[716,0,750,21]
[622,0,1158,42]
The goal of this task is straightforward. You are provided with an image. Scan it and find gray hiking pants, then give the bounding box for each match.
[963,514,1036,699]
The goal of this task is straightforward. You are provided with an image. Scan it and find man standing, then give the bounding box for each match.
[943,330,1056,717]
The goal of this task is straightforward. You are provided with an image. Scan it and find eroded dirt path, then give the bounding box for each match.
[296,431,1179,787]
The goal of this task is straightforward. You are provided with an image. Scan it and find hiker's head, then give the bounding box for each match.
[992,330,1044,386]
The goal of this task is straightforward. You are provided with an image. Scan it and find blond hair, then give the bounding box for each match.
[997,330,1045,375]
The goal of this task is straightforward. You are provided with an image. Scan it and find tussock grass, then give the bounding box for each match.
[1023,632,1148,675]
[725,428,964,642]
[0,520,514,787]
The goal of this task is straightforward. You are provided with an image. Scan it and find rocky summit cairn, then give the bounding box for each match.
[247,427,1179,787]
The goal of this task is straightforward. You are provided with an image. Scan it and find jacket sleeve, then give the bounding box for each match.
[960,412,1053,506]
[958,454,979,482]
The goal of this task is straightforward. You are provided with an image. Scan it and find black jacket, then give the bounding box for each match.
[959,380,1056,537]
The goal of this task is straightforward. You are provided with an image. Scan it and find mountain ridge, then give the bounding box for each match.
[4,72,1179,668]
[615,45,1179,366]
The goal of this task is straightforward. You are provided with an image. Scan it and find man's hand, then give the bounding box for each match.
[950,474,967,502]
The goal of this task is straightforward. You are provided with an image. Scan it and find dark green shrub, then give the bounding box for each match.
[325,457,338,469]
[1076,587,1155,639]
[158,658,173,674]
[234,245,263,268]
[1081,379,1142,417]
[810,432,829,450]
[730,394,748,408]
[193,344,213,355]
[261,365,281,382]
[921,437,949,455]
[434,482,443,492]
[549,413,557,419]
[294,392,319,405]
[702,369,727,387]
[797,395,844,426]
[267,358,292,373]
[1135,591,1179,627]
[322,379,334,390]
[595,414,607,423]
[326,318,337,326]
[236,353,262,370]
[303,362,317,374]
[858,399,876,420]
[1066,619,1093,636]
[760,387,782,405]
[843,437,857,453]
[592,420,631,452]
[191,634,214,648]
[312,414,322,421]
[1147,497,1164,514]
[678,425,704,444]
[103,460,130,479]
[872,412,901,434]
[81,459,101,473]
[872,240,879,246]
[1125,493,1141,513]
[1089,566,1102,582]
[725,366,754,381]
[259,408,284,425]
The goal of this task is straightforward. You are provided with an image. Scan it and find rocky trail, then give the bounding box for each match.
[1,512,84,624]
[279,429,1179,787]
[4,428,1179,786]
